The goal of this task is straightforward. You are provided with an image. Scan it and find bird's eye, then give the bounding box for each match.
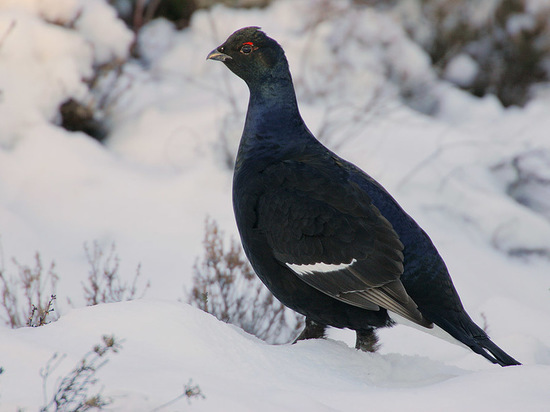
[240,43,253,54]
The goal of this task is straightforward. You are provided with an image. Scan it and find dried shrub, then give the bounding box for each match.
[40,335,122,412]
[0,250,59,328]
[151,379,205,411]
[80,242,150,306]
[27,294,57,328]
[188,217,304,344]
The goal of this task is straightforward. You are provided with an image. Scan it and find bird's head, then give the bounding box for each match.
[207,27,288,86]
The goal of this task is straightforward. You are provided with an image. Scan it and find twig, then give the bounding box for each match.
[150,380,205,411]
[0,20,16,51]
[40,335,122,411]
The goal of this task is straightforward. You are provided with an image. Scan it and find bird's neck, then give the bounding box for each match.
[243,72,307,141]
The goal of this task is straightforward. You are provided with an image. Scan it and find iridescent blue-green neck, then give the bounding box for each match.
[242,59,309,146]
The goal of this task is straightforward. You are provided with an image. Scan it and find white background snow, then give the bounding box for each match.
[0,0,549,410]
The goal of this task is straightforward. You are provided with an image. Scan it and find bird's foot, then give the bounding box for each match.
[293,318,327,343]
[355,328,380,352]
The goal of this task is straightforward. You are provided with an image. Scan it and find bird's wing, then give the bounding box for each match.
[256,156,432,328]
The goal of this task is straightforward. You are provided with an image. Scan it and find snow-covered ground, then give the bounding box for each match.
[3,299,549,411]
[0,0,549,410]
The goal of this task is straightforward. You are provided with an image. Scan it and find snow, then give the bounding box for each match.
[2,300,549,411]
[1,0,550,410]
[444,53,479,88]
[73,0,133,64]
[506,13,536,36]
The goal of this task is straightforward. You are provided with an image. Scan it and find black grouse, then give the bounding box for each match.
[207,27,520,366]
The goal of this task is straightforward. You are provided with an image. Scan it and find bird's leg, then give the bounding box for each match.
[293,317,327,343]
[355,327,380,352]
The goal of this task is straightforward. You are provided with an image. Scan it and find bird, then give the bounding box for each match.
[207,26,520,366]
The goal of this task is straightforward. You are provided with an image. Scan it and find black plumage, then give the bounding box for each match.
[207,27,520,366]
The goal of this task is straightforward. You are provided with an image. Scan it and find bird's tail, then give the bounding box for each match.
[427,311,521,367]
[461,318,521,366]
[471,335,521,366]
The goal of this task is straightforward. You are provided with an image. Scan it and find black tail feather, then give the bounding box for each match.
[470,336,521,367]
[425,310,521,367]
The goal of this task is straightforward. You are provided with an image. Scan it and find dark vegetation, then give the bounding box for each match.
[400,0,550,107]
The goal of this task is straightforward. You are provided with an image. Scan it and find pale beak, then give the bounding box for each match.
[207,48,232,62]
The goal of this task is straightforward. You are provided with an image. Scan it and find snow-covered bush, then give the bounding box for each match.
[395,0,550,106]
[290,1,441,118]
[0,0,133,146]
